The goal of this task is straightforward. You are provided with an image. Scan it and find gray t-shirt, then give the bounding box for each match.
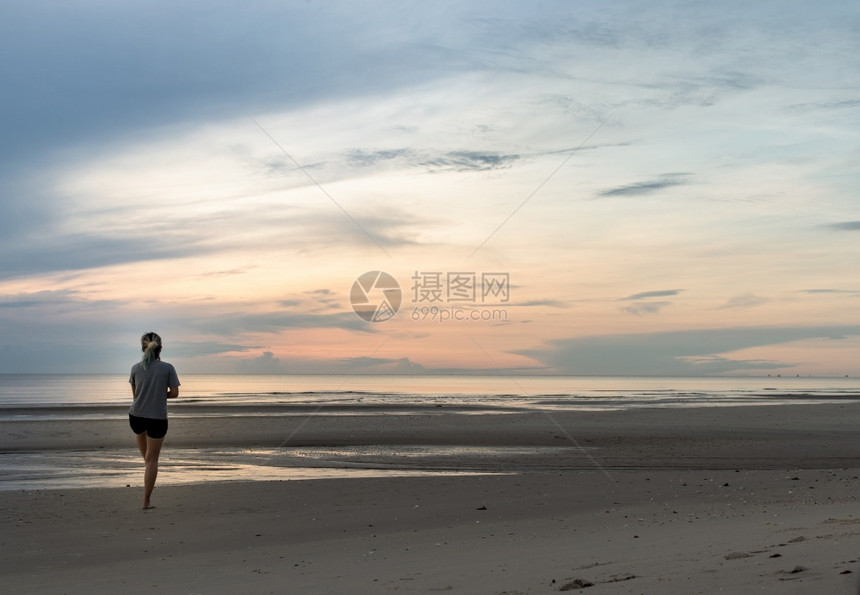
[129,360,180,420]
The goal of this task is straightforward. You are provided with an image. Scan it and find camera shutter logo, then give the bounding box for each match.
[350,271,402,322]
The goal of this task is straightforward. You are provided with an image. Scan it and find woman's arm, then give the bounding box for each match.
[167,386,180,399]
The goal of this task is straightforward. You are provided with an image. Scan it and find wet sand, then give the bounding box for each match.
[2,403,860,593]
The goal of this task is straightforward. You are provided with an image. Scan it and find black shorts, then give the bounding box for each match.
[129,414,168,439]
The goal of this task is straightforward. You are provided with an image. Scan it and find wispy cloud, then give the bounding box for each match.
[621,301,671,316]
[346,148,414,167]
[597,174,690,198]
[787,98,860,113]
[303,288,343,309]
[717,294,767,310]
[619,290,681,315]
[0,289,117,310]
[343,147,523,173]
[421,150,521,172]
[0,233,210,281]
[827,221,860,231]
[801,289,860,297]
[516,299,569,308]
[621,289,683,301]
[328,213,423,248]
[196,267,254,278]
[0,190,428,281]
[193,310,376,335]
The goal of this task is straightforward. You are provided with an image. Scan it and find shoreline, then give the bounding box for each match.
[2,402,860,593]
[2,402,859,461]
[2,402,859,493]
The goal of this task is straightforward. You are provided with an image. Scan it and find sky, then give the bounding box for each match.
[1,0,859,376]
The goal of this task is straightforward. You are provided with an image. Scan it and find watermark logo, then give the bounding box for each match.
[351,270,510,323]
[411,271,510,304]
[350,271,402,322]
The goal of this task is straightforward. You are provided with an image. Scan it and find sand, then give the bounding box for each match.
[2,403,860,594]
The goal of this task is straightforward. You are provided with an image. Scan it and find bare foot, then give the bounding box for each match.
[142,503,155,510]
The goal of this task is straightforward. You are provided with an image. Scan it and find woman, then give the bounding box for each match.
[129,332,180,509]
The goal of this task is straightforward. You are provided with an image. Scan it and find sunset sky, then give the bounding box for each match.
[1,1,859,376]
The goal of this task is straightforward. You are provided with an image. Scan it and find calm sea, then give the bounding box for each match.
[1,374,859,410]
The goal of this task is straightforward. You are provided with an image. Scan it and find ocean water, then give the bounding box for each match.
[1,373,859,410]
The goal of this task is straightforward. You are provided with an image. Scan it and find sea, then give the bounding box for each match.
[1,374,858,492]
[2,373,859,410]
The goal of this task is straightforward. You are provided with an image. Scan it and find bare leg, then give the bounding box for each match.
[142,436,164,510]
[135,432,147,460]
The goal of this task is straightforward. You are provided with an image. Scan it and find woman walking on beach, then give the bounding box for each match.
[129,332,180,509]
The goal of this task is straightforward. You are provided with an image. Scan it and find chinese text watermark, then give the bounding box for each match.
[350,270,511,323]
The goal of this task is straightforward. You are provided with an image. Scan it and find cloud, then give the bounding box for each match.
[0,1,478,170]
[337,356,425,373]
[516,299,569,308]
[347,148,414,168]
[196,310,376,335]
[620,301,671,316]
[718,294,767,309]
[304,289,344,309]
[278,290,345,313]
[347,214,424,247]
[0,181,429,280]
[0,233,210,281]
[597,175,690,198]
[634,72,766,110]
[234,351,289,374]
[517,325,860,376]
[0,289,113,309]
[621,289,683,301]
[827,221,860,231]
[198,352,428,375]
[197,267,253,278]
[170,341,253,357]
[279,210,426,252]
[0,302,132,373]
[421,150,521,172]
[0,290,372,373]
[0,1,494,274]
[422,365,549,375]
[678,72,764,93]
[543,141,633,154]
[344,147,522,173]
[619,290,680,314]
[801,289,860,296]
[787,98,860,114]
[237,312,377,333]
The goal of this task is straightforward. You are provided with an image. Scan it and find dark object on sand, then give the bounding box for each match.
[559,578,594,590]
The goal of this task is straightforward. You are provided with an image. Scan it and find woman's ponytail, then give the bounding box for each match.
[140,332,163,370]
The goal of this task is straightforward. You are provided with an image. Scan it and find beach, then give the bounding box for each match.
[2,402,860,593]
